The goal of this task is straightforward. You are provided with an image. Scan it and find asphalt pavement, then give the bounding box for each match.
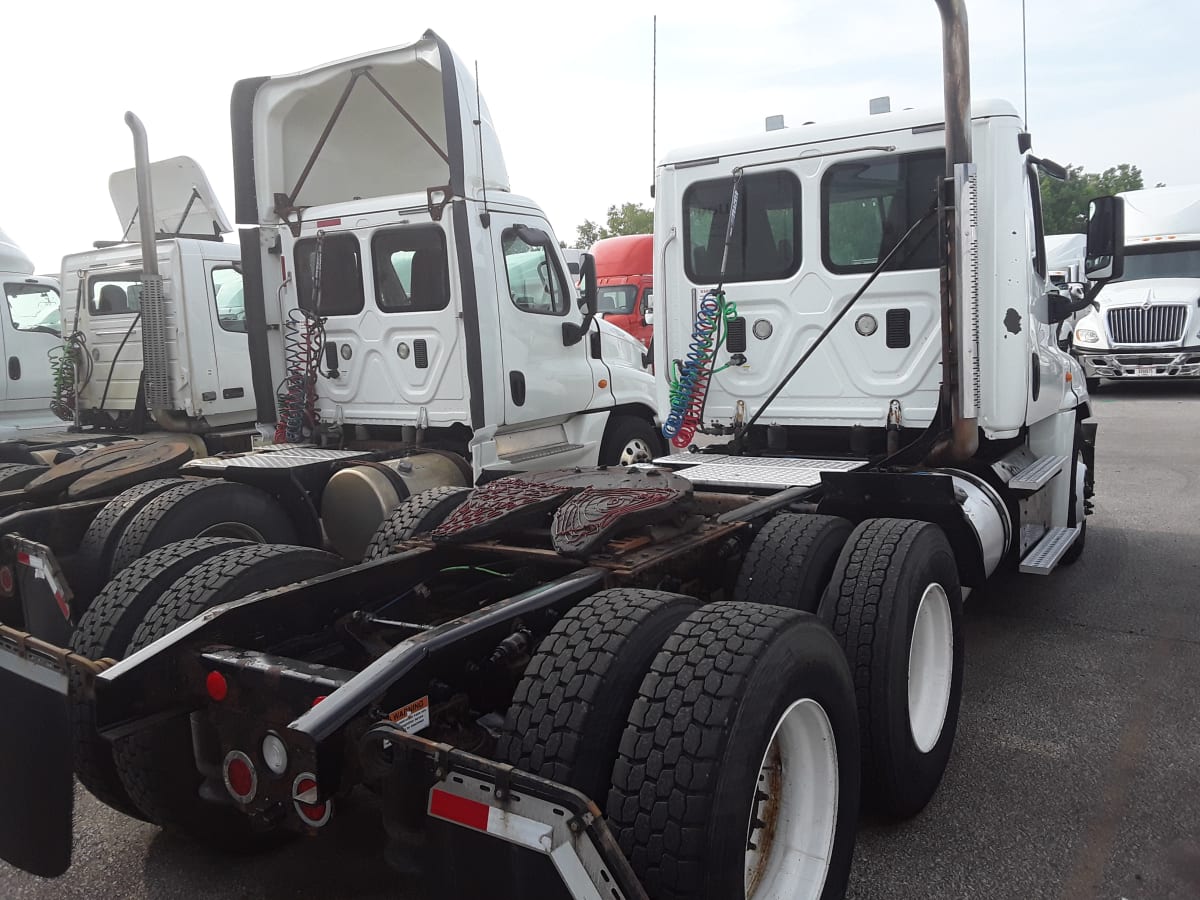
[2,380,1197,899]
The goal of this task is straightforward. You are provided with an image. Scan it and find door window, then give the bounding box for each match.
[87,272,143,316]
[371,225,451,312]
[5,283,61,333]
[502,230,569,316]
[211,267,246,333]
[822,151,943,273]
[295,233,364,316]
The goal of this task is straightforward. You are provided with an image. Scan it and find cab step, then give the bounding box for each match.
[1019,526,1080,574]
[500,442,585,464]
[1008,454,1067,491]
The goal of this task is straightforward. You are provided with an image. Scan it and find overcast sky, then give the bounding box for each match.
[3,0,1197,272]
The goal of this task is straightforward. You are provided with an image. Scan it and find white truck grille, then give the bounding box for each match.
[1107,304,1187,345]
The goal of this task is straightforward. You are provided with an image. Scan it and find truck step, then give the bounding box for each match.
[1019,526,1080,574]
[500,442,584,464]
[1007,454,1067,491]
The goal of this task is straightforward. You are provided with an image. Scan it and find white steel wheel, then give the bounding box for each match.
[743,698,840,900]
[906,583,954,754]
[618,437,654,466]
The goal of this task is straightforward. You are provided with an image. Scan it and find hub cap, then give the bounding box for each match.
[618,437,654,466]
[744,698,839,899]
[907,583,954,753]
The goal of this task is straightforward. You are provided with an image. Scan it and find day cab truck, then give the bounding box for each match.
[0,4,1124,899]
[1071,184,1200,386]
[591,233,653,349]
[0,34,659,640]
[0,226,63,437]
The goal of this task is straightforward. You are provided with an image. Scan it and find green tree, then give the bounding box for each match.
[1040,163,1143,234]
[575,202,654,247]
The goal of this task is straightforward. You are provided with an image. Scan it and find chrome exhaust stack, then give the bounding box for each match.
[929,0,980,464]
[124,112,172,413]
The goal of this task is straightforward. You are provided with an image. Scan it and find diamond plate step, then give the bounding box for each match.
[1008,454,1067,491]
[1019,526,1079,574]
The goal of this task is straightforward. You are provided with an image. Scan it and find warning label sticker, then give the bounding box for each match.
[387,696,431,735]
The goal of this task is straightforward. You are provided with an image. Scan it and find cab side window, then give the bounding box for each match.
[502,229,569,316]
[5,283,61,333]
[212,267,246,333]
[295,233,364,316]
[371,225,451,313]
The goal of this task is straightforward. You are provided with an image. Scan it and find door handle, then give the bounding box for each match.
[509,371,526,406]
[8,357,19,381]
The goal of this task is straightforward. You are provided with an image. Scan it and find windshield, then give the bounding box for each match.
[5,282,61,334]
[598,285,638,314]
[1113,244,1200,282]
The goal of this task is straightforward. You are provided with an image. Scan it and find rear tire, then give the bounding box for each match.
[0,462,47,490]
[112,544,342,846]
[607,603,860,900]
[817,517,963,819]
[69,536,250,819]
[362,486,472,561]
[599,414,664,467]
[109,480,297,576]
[733,513,853,613]
[73,478,188,604]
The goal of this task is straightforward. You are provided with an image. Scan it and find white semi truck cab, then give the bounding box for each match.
[0,228,62,437]
[54,154,259,444]
[1071,184,1200,384]
[231,32,660,484]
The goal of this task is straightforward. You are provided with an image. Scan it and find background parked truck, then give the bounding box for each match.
[1,226,62,437]
[590,233,653,349]
[1070,184,1200,386]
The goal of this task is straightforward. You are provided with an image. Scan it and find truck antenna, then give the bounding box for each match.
[651,15,657,198]
[475,60,490,228]
[1021,0,1028,126]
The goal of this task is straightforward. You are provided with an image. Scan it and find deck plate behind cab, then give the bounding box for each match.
[432,467,692,557]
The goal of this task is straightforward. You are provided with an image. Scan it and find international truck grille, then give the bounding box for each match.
[1107,304,1187,344]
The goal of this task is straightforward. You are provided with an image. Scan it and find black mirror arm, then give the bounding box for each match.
[562,312,596,346]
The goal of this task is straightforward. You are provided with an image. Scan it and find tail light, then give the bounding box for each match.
[223,751,257,803]
[0,564,13,597]
[292,773,332,827]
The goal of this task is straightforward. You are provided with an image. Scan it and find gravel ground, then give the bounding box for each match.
[2,379,1197,899]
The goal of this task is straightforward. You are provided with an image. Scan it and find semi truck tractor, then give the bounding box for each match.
[1071,184,1200,386]
[591,233,654,349]
[0,3,1123,898]
[0,227,63,437]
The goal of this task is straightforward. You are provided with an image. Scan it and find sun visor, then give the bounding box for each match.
[241,30,509,227]
[0,227,35,275]
[108,156,233,239]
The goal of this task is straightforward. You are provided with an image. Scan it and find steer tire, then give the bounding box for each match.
[109,479,297,576]
[599,414,664,467]
[817,517,963,819]
[733,512,854,613]
[362,485,472,561]
[74,478,188,604]
[607,602,860,900]
[498,588,701,805]
[112,544,342,846]
[69,536,250,819]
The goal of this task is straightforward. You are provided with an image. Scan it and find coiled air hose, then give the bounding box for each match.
[276,231,327,444]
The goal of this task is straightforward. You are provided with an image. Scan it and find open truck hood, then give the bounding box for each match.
[108,156,232,240]
[232,30,509,228]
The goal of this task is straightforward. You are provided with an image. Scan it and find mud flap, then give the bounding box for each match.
[0,649,74,876]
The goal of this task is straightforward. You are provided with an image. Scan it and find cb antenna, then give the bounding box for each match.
[1021,0,1029,127]
[475,60,490,227]
[651,15,657,197]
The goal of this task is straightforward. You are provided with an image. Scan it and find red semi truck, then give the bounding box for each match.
[591,233,653,348]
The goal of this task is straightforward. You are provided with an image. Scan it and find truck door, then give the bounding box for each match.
[203,260,255,416]
[2,279,61,409]
[489,213,595,425]
[291,221,469,427]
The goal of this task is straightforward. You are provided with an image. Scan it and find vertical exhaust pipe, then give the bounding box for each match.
[929,0,980,463]
[124,112,172,412]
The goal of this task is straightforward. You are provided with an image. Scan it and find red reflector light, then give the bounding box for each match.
[206,671,228,702]
[292,773,333,827]
[223,751,257,803]
[0,564,13,596]
[429,789,490,832]
[312,695,326,706]
[316,218,342,228]
[16,551,30,566]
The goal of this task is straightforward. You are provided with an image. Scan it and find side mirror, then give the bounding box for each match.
[563,253,598,346]
[512,224,552,247]
[1084,196,1125,281]
[641,290,654,326]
